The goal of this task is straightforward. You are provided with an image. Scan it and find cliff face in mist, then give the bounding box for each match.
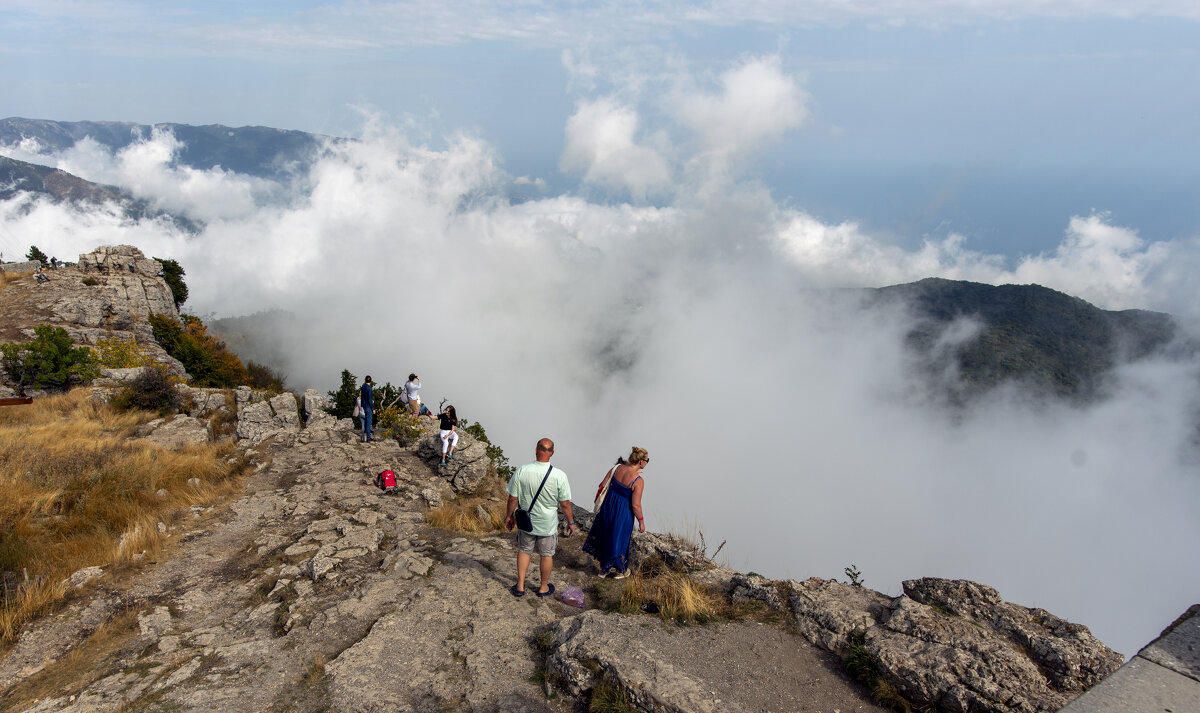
[870,277,1184,401]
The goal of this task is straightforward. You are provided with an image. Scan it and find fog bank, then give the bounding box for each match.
[3,120,1198,658]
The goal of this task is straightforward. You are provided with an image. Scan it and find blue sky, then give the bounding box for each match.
[2,1,1199,257]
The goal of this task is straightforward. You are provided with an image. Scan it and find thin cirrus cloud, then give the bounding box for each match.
[7,2,1200,55]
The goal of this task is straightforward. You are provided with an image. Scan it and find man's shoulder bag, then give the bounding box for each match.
[514,465,553,533]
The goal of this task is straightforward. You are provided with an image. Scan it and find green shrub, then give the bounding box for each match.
[110,366,182,415]
[246,361,287,393]
[0,324,99,394]
[149,313,248,388]
[379,406,424,445]
[462,421,513,480]
[93,336,153,369]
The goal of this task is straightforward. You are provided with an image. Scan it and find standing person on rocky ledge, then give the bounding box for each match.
[583,446,648,579]
[505,438,574,597]
[359,376,375,442]
[403,373,421,415]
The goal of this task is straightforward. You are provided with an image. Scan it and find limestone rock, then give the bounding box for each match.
[62,566,105,589]
[545,610,736,713]
[140,415,212,448]
[416,429,490,492]
[730,573,783,610]
[235,389,301,444]
[789,577,891,652]
[178,386,231,418]
[630,530,714,573]
[788,576,1123,713]
[902,577,1123,690]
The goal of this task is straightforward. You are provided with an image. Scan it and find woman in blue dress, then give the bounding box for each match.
[583,447,649,578]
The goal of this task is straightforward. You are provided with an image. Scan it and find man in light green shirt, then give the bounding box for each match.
[505,438,574,597]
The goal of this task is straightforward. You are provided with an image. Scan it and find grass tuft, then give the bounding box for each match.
[588,677,637,713]
[617,569,722,624]
[423,475,507,534]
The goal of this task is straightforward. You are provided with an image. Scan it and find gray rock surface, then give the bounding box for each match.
[1059,605,1200,712]
[0,244,187,382]
[138,415,212,448]
[235,388,301,444]
[0,388,1122,713]
[416,429,491,492]
[787,576,1123,713]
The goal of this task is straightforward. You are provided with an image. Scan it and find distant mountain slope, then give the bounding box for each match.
[872,278,1182,400]
[0,155,196,230]
[0,117,325,179]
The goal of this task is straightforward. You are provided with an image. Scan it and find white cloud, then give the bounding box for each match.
[3,118,1199,660]
[560,98,674,199]
[673,56,808,186]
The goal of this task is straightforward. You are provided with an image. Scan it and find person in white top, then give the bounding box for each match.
[403,374,422,415]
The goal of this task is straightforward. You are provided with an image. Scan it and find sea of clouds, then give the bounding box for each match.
[2,56,1198,658]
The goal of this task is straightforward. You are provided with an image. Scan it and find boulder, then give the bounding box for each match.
[788,576,1123,713]
[416,430,491,492]
[178,386,231,417]
[139,415,212,448]
[300,388,347,431]
[630,530,715,573]
[545,610,733,713]
[235,390,301,445]
[901,578,1123,691]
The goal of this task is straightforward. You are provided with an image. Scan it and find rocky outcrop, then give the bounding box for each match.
[786,577,1123,713]
[546,611,732,713]
[136,415,212,448]
[416,428,491,492]
[0,260,42,273]
[0,244,186,377]
[234,387,301,445]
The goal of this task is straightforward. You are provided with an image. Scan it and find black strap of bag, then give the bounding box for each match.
[515,465,553,532]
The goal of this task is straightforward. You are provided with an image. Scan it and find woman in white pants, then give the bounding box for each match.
[438,405,459,466]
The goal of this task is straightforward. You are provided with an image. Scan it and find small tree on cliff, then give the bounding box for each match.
[154,257,189,309]
[327,369,358,420]
[25,245,49,265]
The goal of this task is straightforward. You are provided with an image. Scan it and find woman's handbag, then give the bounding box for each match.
[514,465,553,532]
[594,465,619,512]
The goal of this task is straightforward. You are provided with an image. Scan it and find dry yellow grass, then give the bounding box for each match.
[0,389,250,643]
[619,569,722,623]
[425,497,506,533]
[424,473,508,534]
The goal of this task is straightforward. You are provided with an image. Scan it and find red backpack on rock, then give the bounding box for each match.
[376,470,397,491]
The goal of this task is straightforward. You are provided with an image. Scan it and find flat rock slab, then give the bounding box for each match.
[1138,606,1200,683]
[1058,656,1200,713]
[547,610,890,713]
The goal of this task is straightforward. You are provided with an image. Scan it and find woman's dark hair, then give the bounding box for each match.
[408,373,418,381]
[446,405,457,422]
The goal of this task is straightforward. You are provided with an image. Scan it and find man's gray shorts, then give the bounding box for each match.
[516,530,558,557]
